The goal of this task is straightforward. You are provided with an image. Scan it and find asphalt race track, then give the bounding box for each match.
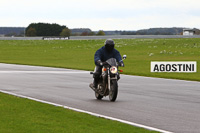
[0,63,200,133]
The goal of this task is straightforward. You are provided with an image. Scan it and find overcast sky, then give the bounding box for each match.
[0,0,200,30]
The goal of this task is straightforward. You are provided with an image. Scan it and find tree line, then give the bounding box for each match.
[26,23,70,37]
[121,28,185,35]
[25,23,106,37]
[7,24,199,37]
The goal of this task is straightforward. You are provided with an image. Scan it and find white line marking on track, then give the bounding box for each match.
[0,90,173,133]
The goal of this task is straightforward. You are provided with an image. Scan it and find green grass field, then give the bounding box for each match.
[0,38,200,81]
[0,92,158,133]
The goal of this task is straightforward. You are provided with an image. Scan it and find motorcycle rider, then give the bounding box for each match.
[90,39,124,90]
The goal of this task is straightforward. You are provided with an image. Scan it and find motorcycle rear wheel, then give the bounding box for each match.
[109,79,118,102]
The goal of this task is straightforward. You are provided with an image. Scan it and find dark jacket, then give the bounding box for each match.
[94,46,122,65]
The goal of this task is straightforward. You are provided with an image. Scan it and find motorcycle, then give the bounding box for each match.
[89,55,126,102]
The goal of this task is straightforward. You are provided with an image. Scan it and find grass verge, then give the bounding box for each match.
[0,92,158,133]
[0,38,200,81]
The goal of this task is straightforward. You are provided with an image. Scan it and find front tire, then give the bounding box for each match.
[95,92,103,100]
[109,79,118,102]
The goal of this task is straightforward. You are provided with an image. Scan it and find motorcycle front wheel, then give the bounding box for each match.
[95,92,103,100]
[109,79,118,102]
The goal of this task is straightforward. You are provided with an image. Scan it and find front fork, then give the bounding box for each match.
[103,67,117,92]
[108,69,111,91]
[108,68,118,91]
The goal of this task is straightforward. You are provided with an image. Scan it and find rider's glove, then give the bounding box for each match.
[96,60,103,66]
[119,61,125,67]
[102,62,108,65]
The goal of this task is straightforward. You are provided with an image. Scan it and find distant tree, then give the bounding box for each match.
[81,31,89,36]
[26,27,36,36]
[26,23,66,36]
[97,30,105,35]
[81,31,96,36]
[60,28,71,37]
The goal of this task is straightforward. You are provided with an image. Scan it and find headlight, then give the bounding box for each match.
[110,66,118,74]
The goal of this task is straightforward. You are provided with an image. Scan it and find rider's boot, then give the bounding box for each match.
[89,79,98,92]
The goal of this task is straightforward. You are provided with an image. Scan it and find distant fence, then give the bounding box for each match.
[1,35,200,40]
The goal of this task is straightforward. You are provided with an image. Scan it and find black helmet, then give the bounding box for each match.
[105,39,115,52]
